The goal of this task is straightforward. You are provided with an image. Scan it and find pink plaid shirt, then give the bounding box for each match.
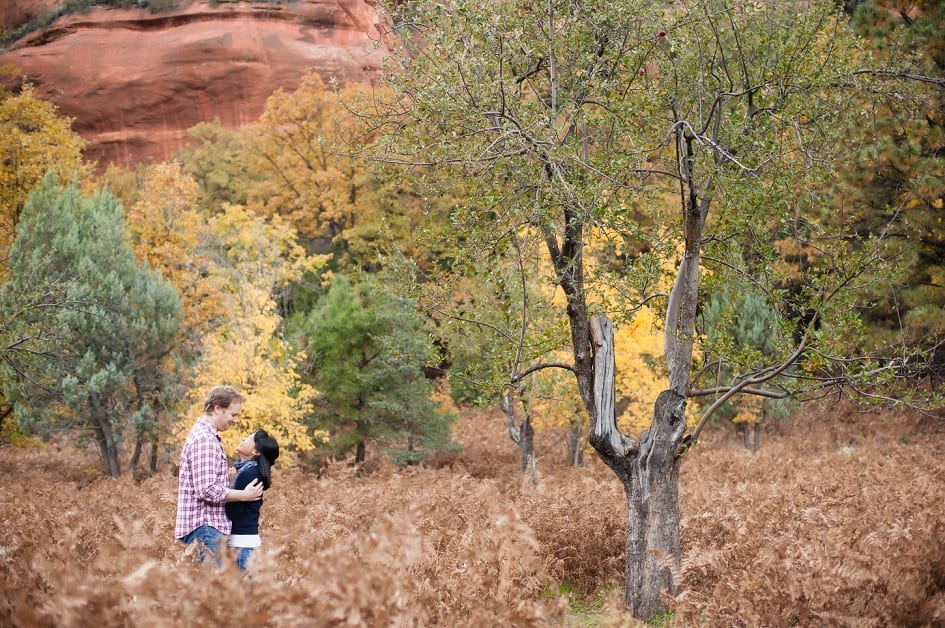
[175,417,231,538]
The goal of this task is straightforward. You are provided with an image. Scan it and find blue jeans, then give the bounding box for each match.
[179,524,225,566]
[235,547,255,571]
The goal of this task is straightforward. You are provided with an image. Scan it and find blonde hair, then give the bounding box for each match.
[202,385,246,414]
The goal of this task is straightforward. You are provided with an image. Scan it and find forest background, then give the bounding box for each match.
[1,0,944,625]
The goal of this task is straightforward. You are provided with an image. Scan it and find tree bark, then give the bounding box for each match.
[92,416,121,478]
[517,407,535,474]
[502,391,537,480]
[588,314,687,619]
[624,390,685,617]
[129,434,143,474]
[568,420,585,467]
[89,393,121,478]
[149,437,158,473]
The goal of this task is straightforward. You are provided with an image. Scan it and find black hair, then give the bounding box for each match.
[253,429,280,490]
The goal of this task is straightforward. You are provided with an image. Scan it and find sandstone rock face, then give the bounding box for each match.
[0,1,389,169]
[1,0,63,37]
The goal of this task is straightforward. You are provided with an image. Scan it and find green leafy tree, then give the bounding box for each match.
[840,1,945,382]
[0,78,89,441]
[292,274,454,464]
[700,278,798,448]
[361,0,924,618]
[0,173,182,477]
[105,161,210,469]
[175,120,259,212]
[400,235,566,475]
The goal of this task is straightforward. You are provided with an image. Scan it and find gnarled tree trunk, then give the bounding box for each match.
[588,315,687,618]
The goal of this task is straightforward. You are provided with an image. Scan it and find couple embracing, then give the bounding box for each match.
[174,385,280,571]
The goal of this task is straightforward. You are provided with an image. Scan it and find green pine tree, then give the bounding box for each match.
[292,274,454,465]
[840,1,945,378]
[700,279,798,430]
[0,173,182,477]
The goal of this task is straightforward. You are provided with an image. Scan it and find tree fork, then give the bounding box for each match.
[589,313,687,618]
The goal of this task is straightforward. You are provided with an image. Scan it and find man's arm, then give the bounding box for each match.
[227,466,263,502]
[226,479,263,502]
[192,437,261,503]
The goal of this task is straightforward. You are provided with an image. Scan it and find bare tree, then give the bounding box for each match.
[359,0,933,618]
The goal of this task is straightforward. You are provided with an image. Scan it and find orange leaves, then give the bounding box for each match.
[247,73,368,247]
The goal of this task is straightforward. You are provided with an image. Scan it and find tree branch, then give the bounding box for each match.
[689,322,813,446]
[852,68,945,87]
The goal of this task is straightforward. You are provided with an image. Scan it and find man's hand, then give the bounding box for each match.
[240,478,263,501]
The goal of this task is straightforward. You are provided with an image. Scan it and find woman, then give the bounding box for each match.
[225,428,280,571]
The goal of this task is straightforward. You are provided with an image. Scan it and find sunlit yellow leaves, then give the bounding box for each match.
[613,307,668,436]
[169,203,329,454]
[527,353,584,432]
[508,222,692,436]
[0,82,88,281]
[731,396,763,425]
[181,318,321,454]
[124,162,226,337]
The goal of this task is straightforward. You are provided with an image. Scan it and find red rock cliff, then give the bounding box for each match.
[1,0,62,34]
[0,1,389,168]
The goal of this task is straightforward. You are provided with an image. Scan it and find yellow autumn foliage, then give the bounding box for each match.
[612,306,671,435]
[527,359,585,433]
[731,395,764,425]
[175,203,329,453]
[247,73,367,246]
[0,81,88,282]
[125,162,229,340]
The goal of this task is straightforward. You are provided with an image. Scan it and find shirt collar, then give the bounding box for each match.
[197,416,221,440]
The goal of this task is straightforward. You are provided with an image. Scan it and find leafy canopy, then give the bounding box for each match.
[0,81,88,282]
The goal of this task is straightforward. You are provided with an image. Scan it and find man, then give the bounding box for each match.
[175,384,263,563]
